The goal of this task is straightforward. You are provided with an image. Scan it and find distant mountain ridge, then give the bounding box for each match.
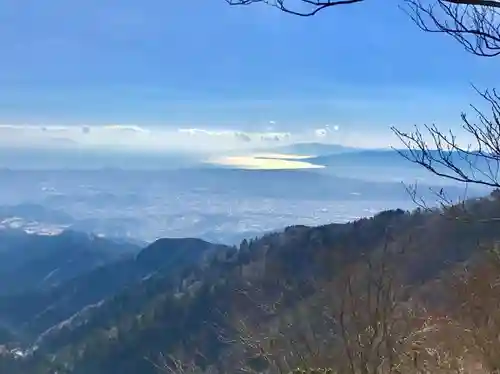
[304,148,496,188]
[252,142,359,156]
[308,148,491,168]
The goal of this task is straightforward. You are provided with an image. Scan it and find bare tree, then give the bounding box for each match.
[390,246,500,374]
[403,0,500,57]
[225,0,364,17]
[224,0,500,199]
[323,233,429,374]
[442,247,500,373]
[392,87,500,190]
[226,0,500,47]
[390,0,500,195]
[388,85,500,219]
[226,0,500,70]
[155,230,437,374]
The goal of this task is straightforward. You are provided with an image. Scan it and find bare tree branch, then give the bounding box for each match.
[391,87,500,190]
[225,0,364,17]
[403,0,500,56]
[227,0,500,59]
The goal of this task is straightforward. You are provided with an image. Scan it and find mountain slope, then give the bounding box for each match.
[0,237,229,344]
[0,229,140,295]
[7,192,500,374]
[31,215,405,374]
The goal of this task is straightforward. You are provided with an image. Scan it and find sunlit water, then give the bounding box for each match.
[207,153,324,170]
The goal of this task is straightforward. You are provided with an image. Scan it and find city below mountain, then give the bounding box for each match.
[1,189,500,374]
[2,0,498,368]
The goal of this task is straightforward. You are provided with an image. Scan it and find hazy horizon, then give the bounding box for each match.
[0,123,402,151]
[2,0,499,153]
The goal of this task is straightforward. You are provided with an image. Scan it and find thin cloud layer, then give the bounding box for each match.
[0,123,421,151]
[0,124,308,152]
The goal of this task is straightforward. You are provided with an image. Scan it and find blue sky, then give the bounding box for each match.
[0,0,498,149]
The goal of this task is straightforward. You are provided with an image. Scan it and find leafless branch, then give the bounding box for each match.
[391,87,500,190]
[226,0,500,60]
[403,0,500,56]
[225,0,364,17]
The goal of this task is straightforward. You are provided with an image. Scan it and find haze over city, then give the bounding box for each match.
[1,1,500,373]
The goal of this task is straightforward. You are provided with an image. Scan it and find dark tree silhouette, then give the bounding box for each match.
[392,87,500,190]
[394,0,500,192]
[226,0,500,56]
[403,0,500,57]
[225,0,364,17]
[227,0,500,197]
[227,0,500,38]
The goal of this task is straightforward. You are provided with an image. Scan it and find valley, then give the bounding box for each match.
[1,188,500,373]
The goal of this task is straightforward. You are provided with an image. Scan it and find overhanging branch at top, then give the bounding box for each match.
[226,0,500,57]
[225,0,365,17]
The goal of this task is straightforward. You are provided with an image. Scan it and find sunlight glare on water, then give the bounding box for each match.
[206,153,324,170]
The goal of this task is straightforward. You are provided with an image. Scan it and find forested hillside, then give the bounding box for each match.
[0,229,140,295]
[1,191,500,373]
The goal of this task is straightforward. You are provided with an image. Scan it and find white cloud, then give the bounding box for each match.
[102,124,150,133]
[0,124,76,148]
[266,120,277,132]
[177,127,292,147]
[314,124,340,138]
[260,132,291,142]
[314,128,328,138]
[0,123,404,153]
[177,128,230,137]
[0,124,296,152]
